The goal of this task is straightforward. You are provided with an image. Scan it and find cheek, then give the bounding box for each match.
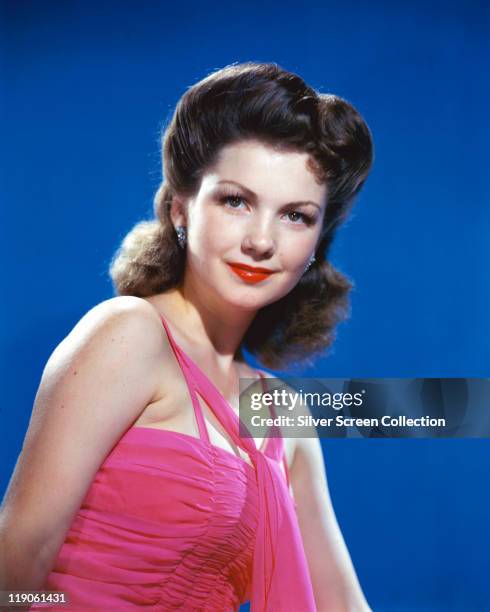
[190,208,238,256]
[277,233,317,268]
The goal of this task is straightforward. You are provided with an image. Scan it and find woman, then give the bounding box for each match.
[0,62,373,610]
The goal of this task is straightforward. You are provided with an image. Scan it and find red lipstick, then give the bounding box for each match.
[227,262,276,284]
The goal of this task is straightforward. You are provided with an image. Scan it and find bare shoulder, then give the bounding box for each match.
[65,295,164,346]
[33,295,174,446]
[53,296,169,369]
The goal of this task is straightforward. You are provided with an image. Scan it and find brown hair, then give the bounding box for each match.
[109,61,374,370]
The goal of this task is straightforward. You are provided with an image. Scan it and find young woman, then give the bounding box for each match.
[0,62,374,611]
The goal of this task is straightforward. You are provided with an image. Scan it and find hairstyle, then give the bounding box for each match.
[109,61,374,370]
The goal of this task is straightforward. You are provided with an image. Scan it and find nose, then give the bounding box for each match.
[241,222,276,260]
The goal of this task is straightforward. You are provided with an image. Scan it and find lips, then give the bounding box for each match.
[227,262,276,284]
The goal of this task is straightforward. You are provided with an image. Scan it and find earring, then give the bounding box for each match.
[304,254,316,273]
[175,226,187,250]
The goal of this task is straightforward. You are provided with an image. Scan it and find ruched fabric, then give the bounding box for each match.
[31,314,316,611]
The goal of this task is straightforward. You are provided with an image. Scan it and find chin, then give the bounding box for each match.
[223,293,268,312]
[222,282,295,311]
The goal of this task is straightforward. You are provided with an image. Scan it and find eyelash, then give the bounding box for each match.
[218,192,317,226]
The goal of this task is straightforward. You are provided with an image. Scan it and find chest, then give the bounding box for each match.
[134,360,294,478]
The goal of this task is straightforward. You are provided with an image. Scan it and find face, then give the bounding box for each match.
[173,139,328,312]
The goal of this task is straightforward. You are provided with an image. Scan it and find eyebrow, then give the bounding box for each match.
[216,180,322,211]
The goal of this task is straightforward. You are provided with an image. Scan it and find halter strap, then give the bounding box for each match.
[159,312,289,485]
[258,372,291,488]
[159,314,210,443]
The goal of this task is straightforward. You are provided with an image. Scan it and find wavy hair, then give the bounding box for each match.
[109,62,374,370]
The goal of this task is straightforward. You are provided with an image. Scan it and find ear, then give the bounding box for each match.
[169,194,188,229]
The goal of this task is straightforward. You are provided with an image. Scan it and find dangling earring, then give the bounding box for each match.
[175,226,187,250]
[304,254,316,273]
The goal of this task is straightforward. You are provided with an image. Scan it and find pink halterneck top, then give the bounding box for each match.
[31,314,316,611]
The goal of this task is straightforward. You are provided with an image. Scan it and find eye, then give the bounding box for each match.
[219,193,248,210]
[285,211,316,226]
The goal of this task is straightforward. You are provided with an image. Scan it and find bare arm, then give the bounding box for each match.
[0,296,168,590]
[290,434,372,612]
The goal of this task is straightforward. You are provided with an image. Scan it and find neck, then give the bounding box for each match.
[156,283,257,372]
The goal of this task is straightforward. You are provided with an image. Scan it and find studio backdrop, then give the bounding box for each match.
[1,1,489,610]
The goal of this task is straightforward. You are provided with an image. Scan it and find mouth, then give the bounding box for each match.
[226,262,276,284]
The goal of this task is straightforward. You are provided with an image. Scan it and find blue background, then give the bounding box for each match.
[1,1,489,610]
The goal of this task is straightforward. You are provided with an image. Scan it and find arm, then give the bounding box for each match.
[0,296,168,590]
[290,434,372,612]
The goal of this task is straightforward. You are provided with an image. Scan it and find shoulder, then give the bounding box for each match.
[62,296,166,353]
[83,295,163,327]
[49,296,171,391]
[36,296,172,442]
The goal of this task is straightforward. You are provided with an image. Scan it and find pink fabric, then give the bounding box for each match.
[31,314,316,611]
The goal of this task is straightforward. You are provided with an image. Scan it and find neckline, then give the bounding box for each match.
[158,313,274,456]
[126,424,257,472]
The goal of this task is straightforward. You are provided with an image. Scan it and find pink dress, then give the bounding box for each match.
[31,314,316,611]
